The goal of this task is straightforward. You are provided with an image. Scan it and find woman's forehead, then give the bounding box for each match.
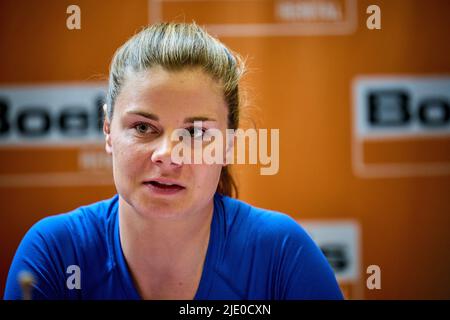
[116,66,227,120]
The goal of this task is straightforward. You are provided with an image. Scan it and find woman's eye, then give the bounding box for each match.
[134,123,154,135]
[188,127,206,139]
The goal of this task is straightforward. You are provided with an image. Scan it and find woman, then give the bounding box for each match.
[4,22,343,300]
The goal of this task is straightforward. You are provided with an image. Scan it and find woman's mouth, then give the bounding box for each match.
[143,180,186,195]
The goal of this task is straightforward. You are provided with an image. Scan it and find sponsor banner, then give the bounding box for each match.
[149,0,357,36]
[352,76,450,177]
[0,84,106,145]
[0,83,113,186]
[298,220,361,283]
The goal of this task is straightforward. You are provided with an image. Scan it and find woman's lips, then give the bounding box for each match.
[143,180,186,195]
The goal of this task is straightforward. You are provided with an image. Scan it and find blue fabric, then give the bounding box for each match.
[4,193,343,300]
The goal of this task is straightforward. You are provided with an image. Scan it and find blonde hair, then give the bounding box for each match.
[106,22,246,198]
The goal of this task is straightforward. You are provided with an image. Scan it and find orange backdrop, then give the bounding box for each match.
[0,0,449,299]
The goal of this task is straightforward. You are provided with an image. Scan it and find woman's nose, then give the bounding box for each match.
[150,133,182,168]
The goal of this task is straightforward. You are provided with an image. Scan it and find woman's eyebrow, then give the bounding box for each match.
[184,116,217,123]
[125,110,159,121]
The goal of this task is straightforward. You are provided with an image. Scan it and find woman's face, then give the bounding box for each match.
[104,66,228,219]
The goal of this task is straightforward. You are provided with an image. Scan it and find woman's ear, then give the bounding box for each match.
[103,104,113,154]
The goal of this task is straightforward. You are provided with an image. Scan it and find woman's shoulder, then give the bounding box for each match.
[4,195,120,299]
[25,194,119,247]
[218,194,310,243]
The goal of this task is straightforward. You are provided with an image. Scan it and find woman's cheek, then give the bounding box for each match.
[197,164,221,188]
[114,139,142,171]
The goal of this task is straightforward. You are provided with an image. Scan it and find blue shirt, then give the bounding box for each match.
[4,193,343,300]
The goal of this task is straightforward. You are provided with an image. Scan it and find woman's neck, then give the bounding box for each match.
[118,197,213,279]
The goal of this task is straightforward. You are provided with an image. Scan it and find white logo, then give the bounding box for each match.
[352,76,450,178]
[0,84,106,145]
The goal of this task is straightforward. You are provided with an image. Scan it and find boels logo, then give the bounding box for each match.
[0,84,106,145]
[0,84,111,187]
[352,76,450,178]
